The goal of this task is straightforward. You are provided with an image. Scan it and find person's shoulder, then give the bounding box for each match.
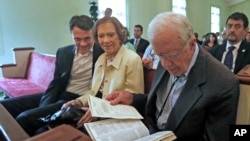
[128,38,134,42]
[204,50,236,78]
[209,43,224,54]
[123,47,141,60]
[124,43,136,52]
[58,44,75,51]
[93,43,104,53]
[141,38,149,43]
[241,40,250,49]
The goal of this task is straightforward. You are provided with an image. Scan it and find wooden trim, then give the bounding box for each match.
[12,47,35,51]
[0,64,16,68]
[237,75,250,84]
[237,64,250,85]
[25,125,91,141]
[0,104,29,141]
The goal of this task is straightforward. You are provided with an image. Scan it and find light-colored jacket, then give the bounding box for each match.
[78,45,144,105]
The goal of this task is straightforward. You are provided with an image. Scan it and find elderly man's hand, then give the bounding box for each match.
[105,91,133,105]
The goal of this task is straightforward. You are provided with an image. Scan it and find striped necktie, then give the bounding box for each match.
[156,76,179,120]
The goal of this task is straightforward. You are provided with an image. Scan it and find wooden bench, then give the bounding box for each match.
[143,68,156,94]
[0,47,56,97]
[0,104,89,141]
[236,65,250,124]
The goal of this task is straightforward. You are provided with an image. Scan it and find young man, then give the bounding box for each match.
[0,15,103,136]
[129,24,149,56]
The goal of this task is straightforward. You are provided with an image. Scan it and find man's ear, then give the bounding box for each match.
[190,36,196,46]
[244,27,249,35]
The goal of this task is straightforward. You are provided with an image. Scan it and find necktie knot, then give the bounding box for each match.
[172,76,179,84]
[228,46,235,52]
[172,75,186,84]
[135,39,139,46]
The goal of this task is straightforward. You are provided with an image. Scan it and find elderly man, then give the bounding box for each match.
[106,12,239,141]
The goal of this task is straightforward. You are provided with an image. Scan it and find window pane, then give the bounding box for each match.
[172,0,186,16]
[211,6,220,33]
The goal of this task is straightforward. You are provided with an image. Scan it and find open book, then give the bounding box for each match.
[84,95,176,141]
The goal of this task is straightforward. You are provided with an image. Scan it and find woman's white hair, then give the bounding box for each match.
[147,12,194,45]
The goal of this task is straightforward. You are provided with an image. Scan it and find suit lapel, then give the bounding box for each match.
[67,45,76,74]
[217,43,226,61]
[146,64,168,128]
[147,65,168,104]
[234,41,248,73]
[165,49,206,131]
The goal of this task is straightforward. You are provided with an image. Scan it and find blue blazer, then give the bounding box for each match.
[39,44,103,106]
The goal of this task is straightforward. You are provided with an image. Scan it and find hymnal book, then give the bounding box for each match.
[84,95,176,141]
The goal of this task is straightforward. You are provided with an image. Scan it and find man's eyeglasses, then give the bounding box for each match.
[157,45,186,61]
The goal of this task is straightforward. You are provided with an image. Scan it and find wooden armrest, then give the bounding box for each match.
[0,47,35,78]
[25,125,91,141]
[237,75,250,84]
[237,64,250,84]
[0,104,29,141]
[12,47,35,51]
[0,63,16,68]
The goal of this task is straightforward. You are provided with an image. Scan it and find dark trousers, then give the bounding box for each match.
[0,91,80,136]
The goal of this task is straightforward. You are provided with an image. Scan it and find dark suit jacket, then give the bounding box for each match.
[39,44,103,106]
[132,48,239,141]
[209,40,250,74]
[129,38,149,55]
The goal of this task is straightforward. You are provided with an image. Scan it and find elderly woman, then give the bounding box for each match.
[62,16,144,125]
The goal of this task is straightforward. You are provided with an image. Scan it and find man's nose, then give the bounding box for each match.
[79,40,87,46]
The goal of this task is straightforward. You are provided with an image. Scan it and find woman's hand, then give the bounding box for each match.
[61,99,83,109]
[77,107,99,127]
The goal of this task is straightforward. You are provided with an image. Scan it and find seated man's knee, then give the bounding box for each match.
[16,111,30,123]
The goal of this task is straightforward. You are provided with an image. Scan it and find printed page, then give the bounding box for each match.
[134,131,176,141]
[84,118,149,141]
[88,95,143,119]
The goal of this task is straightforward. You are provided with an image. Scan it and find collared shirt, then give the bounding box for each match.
[66,46,93,95]
[142,45,160,69]
[78,45,144,105]
[134,38,140,46]
[124,42,136,52]
[221,40,242,72]
[156,44,199,130]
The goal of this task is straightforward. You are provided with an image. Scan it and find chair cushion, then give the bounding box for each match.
[0,78,45,97]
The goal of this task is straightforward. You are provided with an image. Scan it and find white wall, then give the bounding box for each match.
[0,0,91,64]
[0,0,248,66]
